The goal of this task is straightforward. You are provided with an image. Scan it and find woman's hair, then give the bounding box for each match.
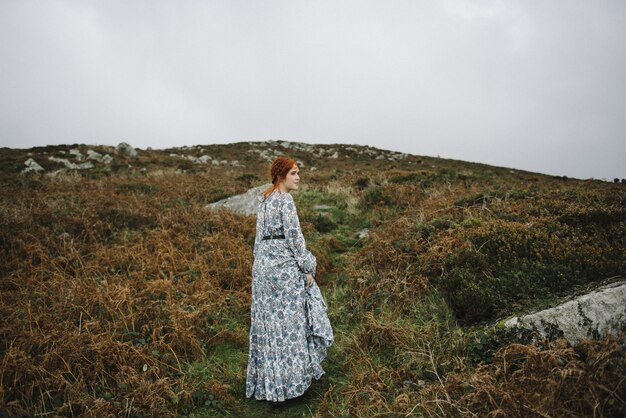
[263,156,297,198]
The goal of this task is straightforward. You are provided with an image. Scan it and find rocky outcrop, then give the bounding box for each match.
[69,148,84,161]
[205,183,271,216]
[504,281,626,345]
[116,142,138,157]
[48,156,94,170]
[86,150,113,164]
[22,158,44,173]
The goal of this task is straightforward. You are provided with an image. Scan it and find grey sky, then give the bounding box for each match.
[1,0,624,179]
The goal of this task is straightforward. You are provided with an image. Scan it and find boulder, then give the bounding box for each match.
[205,183,271,216]
[86,150,102,161]
[69,148,84,161]
[504,281,626,345]
[116,142,138,157]
[86,150,113,164]
[22,158,44,173]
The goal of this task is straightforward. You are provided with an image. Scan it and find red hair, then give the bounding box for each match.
[263,156,297,198]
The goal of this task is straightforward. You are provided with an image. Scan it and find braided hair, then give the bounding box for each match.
[263,156,297,198]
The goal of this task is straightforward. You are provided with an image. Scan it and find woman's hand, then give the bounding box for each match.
[306,273,314,287]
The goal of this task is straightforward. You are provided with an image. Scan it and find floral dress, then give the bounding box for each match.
[245,190,334,402]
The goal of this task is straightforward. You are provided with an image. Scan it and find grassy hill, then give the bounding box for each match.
[1,141,624,416]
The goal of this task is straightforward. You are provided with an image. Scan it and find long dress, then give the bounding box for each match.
[245,190,334,402]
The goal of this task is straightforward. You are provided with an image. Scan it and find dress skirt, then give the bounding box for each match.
[245,191,333,402]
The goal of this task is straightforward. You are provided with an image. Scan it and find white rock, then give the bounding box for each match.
[212,159,220,165]
[86,149,112,164]
[197,155,212,164]
[357,228,370,239]
[45,169,66,178]
[48,156,94,170]
[329,151,339,159]
[69,148,84,161]
[22,158,45,173]
[504,281,626,345]
[206,183,272,216]
[116,142,138,157]
[314,204,332,211]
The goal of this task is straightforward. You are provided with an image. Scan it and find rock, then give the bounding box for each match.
[329,151,339,159]
[22,158,44,173]
[314,204,332,211]
[206,183,272,216]
[69,148,84,161]
[48,156,94,170]
[116,142,138,157]
[182,154,213,164]
[504,281,626,345]
[44,169,66,178]
[357,228,370,239]
[86,149,102,160]
[86,150,113,164]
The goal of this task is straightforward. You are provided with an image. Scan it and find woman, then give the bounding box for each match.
[245,157,333,402]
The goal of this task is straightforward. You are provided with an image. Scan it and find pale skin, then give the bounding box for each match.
[278,164,314,288]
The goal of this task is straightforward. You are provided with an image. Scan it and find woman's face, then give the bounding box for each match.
[281,165,300,191]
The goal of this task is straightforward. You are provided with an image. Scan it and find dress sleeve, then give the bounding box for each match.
[253,200,263,258]
[280,193,316,276]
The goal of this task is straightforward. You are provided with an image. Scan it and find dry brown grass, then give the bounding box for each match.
[0,172,255,416]
[419,337,626,417]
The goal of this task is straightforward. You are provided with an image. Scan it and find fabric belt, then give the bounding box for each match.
[262,234,285,240]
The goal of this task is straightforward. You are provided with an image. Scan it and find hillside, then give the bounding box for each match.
[1,141,624,417]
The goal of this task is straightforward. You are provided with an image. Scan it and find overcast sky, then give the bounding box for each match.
[1,0,624,179]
